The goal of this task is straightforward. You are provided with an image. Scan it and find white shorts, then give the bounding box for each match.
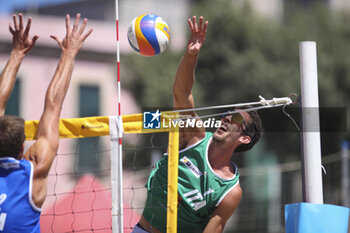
[131,223,150,233]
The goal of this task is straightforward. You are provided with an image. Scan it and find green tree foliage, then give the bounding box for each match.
[194,1,350,106]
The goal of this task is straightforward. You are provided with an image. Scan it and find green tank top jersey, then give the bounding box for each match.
[143,132,240,233]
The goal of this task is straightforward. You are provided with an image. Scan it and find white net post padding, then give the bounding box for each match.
[110,116,124,233]
[114,0,122,231]
[299,41,323,204]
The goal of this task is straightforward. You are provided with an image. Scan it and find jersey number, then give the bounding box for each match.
[183,189,206,211]
[0,193,7,231]
[0,213,7,231]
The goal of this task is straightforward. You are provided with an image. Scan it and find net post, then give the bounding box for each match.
[110,116,123,233]
[299,41,323,204]
[113,0,123,232]
[167,125,179,233]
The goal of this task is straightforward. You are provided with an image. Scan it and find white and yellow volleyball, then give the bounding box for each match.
[127,14,170,56]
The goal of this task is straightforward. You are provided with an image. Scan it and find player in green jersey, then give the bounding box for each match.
[134,16,263,233]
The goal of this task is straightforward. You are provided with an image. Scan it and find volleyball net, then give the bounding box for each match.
[24,111,181,232]
[24,96,297,232]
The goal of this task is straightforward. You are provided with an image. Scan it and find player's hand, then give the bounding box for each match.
[187,16,208,55]
[9,13,39,55]
[50,13,93,57]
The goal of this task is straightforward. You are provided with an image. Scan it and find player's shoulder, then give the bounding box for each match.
[220,184,242,209]
[211,183,242,222]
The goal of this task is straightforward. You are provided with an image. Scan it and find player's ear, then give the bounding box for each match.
[18,143,25,159]
[239,136,251,145]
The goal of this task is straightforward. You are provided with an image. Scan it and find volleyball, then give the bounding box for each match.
[127,14,170,56]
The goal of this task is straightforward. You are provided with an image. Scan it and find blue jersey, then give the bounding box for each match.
[0,157,41,233]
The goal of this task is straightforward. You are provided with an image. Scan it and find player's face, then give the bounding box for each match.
[213,112,249,144]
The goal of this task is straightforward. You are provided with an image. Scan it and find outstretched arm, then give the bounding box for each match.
[24,13,92,208]
[0,13,38,116]
[173,16,208,148]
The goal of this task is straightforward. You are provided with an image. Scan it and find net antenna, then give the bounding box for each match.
[111,0,124,232]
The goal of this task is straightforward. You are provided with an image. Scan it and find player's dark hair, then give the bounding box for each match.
[0,115,25,158]
[235,107,263,152]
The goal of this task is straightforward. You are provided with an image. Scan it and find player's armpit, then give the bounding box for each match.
[24,137,57,179]
[24,137,57,208]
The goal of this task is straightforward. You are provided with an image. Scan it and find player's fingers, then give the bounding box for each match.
[78,18,87,35]
[81,28,93,41]
[24,17,32,38]
[50,35,62,47]
[198,16,203,32]
[72,13,81,32]
[65,14,71,36]
[203,21,208,35]
[13,14,19,31]
[187,18,193,30]
[19,13,24,32]
[9,24,15,35]
[192,16,198,32]
[32,35,39,44]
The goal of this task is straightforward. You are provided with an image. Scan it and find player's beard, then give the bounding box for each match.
[212,131,228,144]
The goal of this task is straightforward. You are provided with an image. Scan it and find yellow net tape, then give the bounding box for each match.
[25,116,110,140]
[25,112,179,140]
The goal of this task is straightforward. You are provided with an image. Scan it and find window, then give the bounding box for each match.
[77,85,101,173]
[5,79,20,116]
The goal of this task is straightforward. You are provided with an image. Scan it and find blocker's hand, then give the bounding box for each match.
[9,13,39,55]
[50,13,93,57]
[187,16,208,55]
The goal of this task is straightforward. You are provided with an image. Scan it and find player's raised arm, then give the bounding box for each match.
[0,13,39,116]
[173,16,208,111]
[24,13,92,208]
[173,16,208,148]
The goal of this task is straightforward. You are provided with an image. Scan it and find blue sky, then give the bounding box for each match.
[0,0,79,13]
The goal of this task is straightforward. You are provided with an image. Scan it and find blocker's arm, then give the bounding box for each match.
[24,13,92,208]
[0,14,38,116]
